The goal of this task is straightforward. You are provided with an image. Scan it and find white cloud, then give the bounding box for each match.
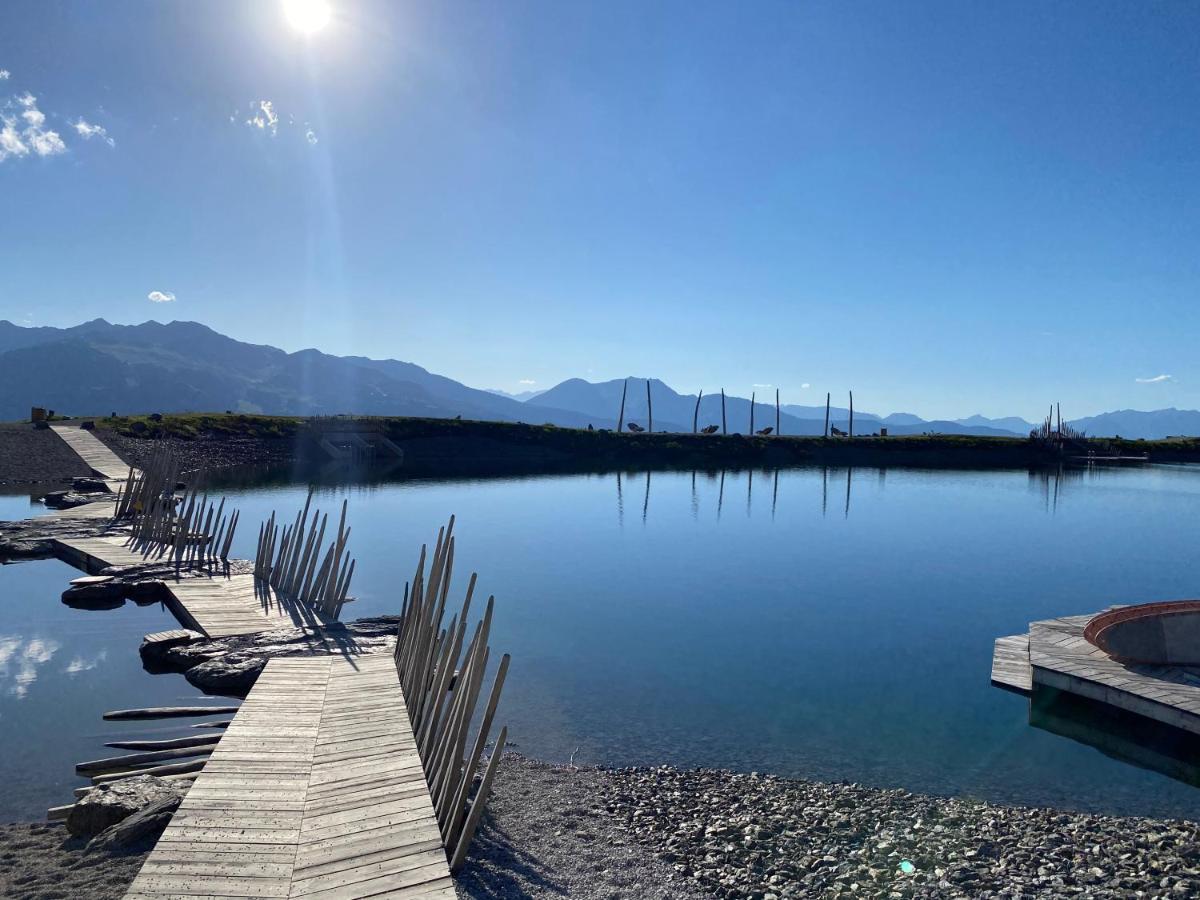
[518,379,536,385]
[74,117,114,147]
[801,383,811,389]
[1135,374,1172,384]
[0,70,10,80]
[246,99,279,135]
[0,93,65,161]
[752,383,772,389]
[147,290,176,303]
[305,128,318,145]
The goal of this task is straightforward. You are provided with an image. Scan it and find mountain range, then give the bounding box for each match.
[1,319,1196,439]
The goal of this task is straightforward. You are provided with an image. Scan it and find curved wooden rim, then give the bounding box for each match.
[1084,599,1200,660]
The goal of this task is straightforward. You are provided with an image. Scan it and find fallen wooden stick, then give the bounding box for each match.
[105,734,220,751]
[190,720,232,729]
[91,759,207,784]
[78,746,213,774]
[103,705,239,721]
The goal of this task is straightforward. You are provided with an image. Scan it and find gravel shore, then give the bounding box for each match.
[96,430,293,474]
[6,755,1198,899]
[0,424,93,486]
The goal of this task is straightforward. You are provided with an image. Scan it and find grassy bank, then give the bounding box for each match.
[63,412,1200,474]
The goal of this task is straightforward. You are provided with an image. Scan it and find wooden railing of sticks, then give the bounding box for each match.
[394,516,510,872]
[116,448,238,568]
[253,488,355,619]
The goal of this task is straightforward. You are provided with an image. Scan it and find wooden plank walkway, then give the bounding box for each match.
[990,634,1032,692]
[169,575,332,638]
[49,424,132,480]
[53,537,332,638]
[126,655,455,900]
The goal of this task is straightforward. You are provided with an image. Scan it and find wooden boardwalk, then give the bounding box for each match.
[993,612,1200,735]
[169,575,331,638]
[126,654,455,900]
[49,424,132,480]
[53,537,332,638]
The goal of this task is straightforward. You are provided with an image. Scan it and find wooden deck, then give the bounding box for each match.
[990,634,1032,692]
[53,537,332,638]
[49,424,132,480]
[993,612,1200,735]
[125,654,455,900]
[169,575,332,638]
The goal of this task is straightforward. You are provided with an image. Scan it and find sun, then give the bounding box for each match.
[282,0,331,34]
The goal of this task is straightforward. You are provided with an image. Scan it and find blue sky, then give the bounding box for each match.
[1,1,1197,420]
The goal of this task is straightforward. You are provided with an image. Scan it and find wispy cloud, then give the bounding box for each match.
[752,383,772,389]
[246,100,279,135]
[65,650,107,674]
[801,383,811,389]
[0,70,9,81]
[148,290,176,303]
[74,117,114,147]
[0,93,66,162]
[518,379,536,385]
[237,101,318,146]
[1135,374,1172,384]
[0,636,61,699]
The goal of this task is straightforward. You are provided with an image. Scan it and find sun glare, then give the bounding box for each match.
[282,0,331,34]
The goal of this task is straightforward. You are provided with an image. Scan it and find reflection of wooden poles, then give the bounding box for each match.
[750,392,755,435]
[646,379,653,433]
[617,379,628,432]
[721,389,727,435]
[824,393,830,438]
[849,391,854,438]
[693,390,702,434]
[776,388,781,436]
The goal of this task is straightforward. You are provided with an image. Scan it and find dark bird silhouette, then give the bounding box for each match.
[700,424,720,435]
[756,426,774,436]
[627,422,645,433]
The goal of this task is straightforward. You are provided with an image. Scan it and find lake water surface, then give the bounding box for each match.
[3,464,1199,822]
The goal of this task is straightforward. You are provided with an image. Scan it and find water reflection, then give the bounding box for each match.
[0,636,61,698]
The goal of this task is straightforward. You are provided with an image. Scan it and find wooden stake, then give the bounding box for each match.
[617,378,627,432]
[721,389,727,435]
[693,390,702,434]
[776,388,780,436]
[824,392,830,438]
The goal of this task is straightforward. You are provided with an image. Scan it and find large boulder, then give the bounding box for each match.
[66,775,187,838]
[86,794,183,853]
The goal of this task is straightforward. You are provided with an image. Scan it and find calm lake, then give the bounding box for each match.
[3,464,1199,822]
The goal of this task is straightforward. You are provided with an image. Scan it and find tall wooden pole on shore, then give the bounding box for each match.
[776,388,780,436]
[824,392,830,438]
[750,392,755,435]
[647,379,653,433]
[693,390,703,434]
[617,379,627,433]
[849,391,854,438]
[721,389,727,435]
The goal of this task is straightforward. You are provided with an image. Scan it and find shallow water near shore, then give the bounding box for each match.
[4,463,1200,822]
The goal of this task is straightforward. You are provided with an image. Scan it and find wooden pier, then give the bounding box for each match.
[49,423,133,481]
[53,535,332,638]
[993,611,1200,735]
[125,654,455,900]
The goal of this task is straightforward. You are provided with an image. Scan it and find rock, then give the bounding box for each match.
[71,477,112,493]
[86,793,183,853]
[42,490,104,510]
[66,775,187,838]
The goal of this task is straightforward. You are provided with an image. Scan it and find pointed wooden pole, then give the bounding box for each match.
[776,388,781,436]
[824,392,830,438]
[750,392,755,435]
[693,389,703,434]
[617,379,627,433]
[721,389,727,435]
[646,379,653,433]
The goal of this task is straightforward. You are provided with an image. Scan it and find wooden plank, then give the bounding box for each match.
[49,424,133,480]
[990,634,1032,693]
[124,655,453,900]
